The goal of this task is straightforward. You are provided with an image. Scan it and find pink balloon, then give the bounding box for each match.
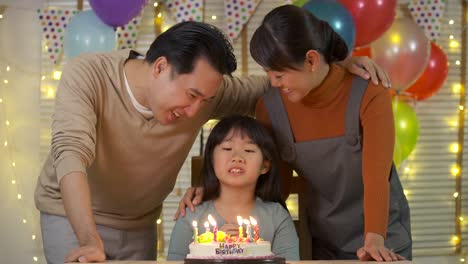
[338,0,397,47]
[371,17,430,91]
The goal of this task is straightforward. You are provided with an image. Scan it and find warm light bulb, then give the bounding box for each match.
[460,217,464,222]
[53,70,62,80]
[450,143,460,153]
[3,141,7,147]
[3,79,8,84]
[452,83,462,94]
[452,165,460,176]
[454,192,459,198]
[456,60,461,65]
[450,35,454,39]
[0,98,3,103]
[22,219,27,224]
[41,75,46,81]
[461,258,466,262]
[459,105,465,111]
[6,66,10,72]
[212,15,217,20]
[47,87,56,98]
[452,235,460,243]
[450,40,460,48]
[449,20,455,25]
[0,14,3,19]
[404,167,411,173]
[391,34,400,44]
[157,13,162,18]
[11,180,16,184]
[156,219,162,224]
[5,120,10,126]
[12,162,15,167]
[33,256,38,262]
[17,194,22,200]
[153,2,159,7]
[32,235,36,240]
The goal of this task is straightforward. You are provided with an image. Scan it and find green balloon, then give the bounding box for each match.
[293,0,308,7]
[393,137,403,167]
[392,99,420,161]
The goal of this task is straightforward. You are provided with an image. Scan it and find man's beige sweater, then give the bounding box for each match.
[34,50,269,229]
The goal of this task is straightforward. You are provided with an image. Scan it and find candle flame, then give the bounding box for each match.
[237,216,243,226]
[243,219,250,225]
[204,221,209,228]
[208,214,217,226]
[249,216,257,225]
[192,220,197,227]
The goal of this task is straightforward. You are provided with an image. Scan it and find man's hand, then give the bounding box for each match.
[65,238,105,263]
[356,232,406,262]
[173,187,204,220]
[339,56,391,88]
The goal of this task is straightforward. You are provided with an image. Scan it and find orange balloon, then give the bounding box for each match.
[405,42,448,100]
[352,46,371,57]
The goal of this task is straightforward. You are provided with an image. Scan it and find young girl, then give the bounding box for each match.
[167,115,299,260]
[250,5,411,262]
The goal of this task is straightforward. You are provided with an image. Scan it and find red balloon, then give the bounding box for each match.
[405,42,448,101]
[352,46,371,57]
[338,0,397,47]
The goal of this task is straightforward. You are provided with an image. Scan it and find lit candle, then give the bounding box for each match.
[204,221,210,233]
[208,214,218,242]
[237,216,243,238]
[244,219,252,239]
[250,216,259,241]
[192,220,198,243]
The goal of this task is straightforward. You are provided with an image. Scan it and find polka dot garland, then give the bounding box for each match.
[163,0,204,23]
[224,0,262,40]
[37,8,77,65]
[116,14,143,50]
[409,0,446,42]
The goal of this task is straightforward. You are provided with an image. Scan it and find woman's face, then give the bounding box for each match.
[265,67,316,103]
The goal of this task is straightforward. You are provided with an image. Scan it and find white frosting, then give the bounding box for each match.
[187,241,273,259]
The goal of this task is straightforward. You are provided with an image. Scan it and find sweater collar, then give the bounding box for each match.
[301,64,347,107]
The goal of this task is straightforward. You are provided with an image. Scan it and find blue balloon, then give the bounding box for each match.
[64,10,116,58]
[302,0,356,52]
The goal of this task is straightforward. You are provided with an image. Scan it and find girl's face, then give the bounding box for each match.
[212,129,270,189]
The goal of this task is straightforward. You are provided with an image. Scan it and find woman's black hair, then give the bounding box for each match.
[201,115,287,210]
[250,4,348,71]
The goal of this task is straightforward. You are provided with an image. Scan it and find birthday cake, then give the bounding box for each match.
[184,215,285,264]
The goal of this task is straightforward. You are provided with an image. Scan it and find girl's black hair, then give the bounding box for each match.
[250,4,348,71]
[201,115,287,210]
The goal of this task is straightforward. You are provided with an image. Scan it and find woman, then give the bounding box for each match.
[250,5,411,261]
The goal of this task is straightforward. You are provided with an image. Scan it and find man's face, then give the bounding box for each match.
[148,57,223,125]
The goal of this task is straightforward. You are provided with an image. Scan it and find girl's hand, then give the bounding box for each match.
[173,187,204,220]
[220,224,240,236]
[338,56,391,88]
[356,232,406,262]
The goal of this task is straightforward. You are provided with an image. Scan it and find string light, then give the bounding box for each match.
[211,15,217,20]
[452,165,461,176]
[153,2,158,7]
[52,70,62,80]
[450,143,460,153]
[453,83,462,94]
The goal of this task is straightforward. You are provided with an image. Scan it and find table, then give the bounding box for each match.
[85,261,412,263]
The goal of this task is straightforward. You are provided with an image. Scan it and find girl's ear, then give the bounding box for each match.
[305,49,321,72]
[260,160,271,174]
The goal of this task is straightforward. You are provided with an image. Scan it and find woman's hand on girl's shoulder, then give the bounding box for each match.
[173,187,204,220]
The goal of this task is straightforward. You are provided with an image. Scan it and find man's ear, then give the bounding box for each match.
[305,49,321,72]
[260,160,271,175]
[152,56,168,77]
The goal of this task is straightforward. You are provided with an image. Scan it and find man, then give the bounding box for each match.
[35,21,388,264]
